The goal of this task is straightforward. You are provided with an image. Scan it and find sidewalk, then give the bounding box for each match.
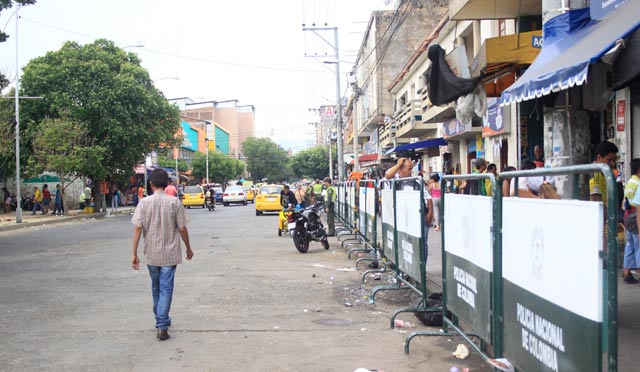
[0,206,136,232]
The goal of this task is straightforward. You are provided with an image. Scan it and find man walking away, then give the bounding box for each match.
[324,177,337,236]
[131,169,194,341]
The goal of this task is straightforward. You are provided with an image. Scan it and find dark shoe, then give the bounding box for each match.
[623,273,639,284]
[368,261,379,269]
[157,329,170,341]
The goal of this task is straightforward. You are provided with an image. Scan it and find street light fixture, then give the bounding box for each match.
[153,76,179,83]
[122,43,145,49]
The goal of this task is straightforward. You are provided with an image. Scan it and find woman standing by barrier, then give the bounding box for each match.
[428,174,441,231]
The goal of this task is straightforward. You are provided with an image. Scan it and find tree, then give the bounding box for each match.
[289,145,336,180]
[28,117,106,215]
[0,90,15,184]
[241,137,290,182]
[191,151,245,185]
[0,1,37,89]
[19,39,181,209]
[157,155,187,173]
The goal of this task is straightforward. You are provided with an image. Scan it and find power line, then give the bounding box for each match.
[18,17,331,74]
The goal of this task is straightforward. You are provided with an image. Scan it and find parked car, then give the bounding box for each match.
[255,184,283,216]
[223,185,247,206]
[182,185,206,208]
[244,187,256,203]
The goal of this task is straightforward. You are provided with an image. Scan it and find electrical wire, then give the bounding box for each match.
[19,16,328,74]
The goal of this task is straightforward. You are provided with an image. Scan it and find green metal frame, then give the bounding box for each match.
[404,173,496,357]
[368,177,439,329]
[404,164,618,372]
[496,164,617,372]
[348,180,378,260]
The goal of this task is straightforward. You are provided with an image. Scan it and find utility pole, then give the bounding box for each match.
[302,25,344,182]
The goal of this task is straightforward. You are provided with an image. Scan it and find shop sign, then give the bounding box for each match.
[483,98,508,137]
[617,100,625,131]
[443,118,471,138]
[591,0,628,20]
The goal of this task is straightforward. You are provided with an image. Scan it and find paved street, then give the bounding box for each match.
[0,204,489,372]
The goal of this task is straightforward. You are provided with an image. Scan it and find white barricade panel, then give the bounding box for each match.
[348,185,356,225]
[365,185,376,242]
[502,198,603,372]
[395,189,423,282]
[359,186,366,235]
[443,194,493,341]
[381,189,395,260]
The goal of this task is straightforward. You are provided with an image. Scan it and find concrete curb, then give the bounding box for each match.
[0,209,134,233]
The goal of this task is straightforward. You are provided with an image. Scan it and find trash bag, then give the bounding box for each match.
[413,292,451,327]
[455,86,487,126]
[427,44,484,106]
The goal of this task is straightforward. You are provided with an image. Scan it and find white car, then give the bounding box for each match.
[222,185,248,206]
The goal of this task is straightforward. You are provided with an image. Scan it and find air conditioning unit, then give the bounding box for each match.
[582,62,613,112]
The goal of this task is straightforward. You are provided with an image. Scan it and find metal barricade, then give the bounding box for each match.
[405,173,495,356]
[347,180,378,260]
[403,164,619,372]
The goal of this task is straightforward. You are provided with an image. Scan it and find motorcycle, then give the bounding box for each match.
[287,203,329,253]
[205,195,215,211]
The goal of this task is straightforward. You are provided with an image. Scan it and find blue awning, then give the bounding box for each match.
[500,2,640,106]
[385,138,447,155]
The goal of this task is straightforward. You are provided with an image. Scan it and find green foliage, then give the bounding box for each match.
[157,155,187,173]
[28,117,106,178]
[241,137,290,182]
[191,151,245,185]
[0,1,37,88]
[0,90,15,181]
[289,145,336,180]
[19,39,181,181]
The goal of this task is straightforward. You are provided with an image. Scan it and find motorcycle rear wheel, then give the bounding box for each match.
[293,231,309,253]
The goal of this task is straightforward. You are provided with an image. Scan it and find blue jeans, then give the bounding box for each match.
[147,265,176,330]
[32,201,44,214]
[624,231,640,269]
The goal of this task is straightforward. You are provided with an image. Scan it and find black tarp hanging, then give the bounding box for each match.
[614,28,640,90]
[427,44,484,106]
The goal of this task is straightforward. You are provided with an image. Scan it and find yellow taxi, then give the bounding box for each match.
[244,187,256,203]
[255,184,282,215]
[181,185,206,208]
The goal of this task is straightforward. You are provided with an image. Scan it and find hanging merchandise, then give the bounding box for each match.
[427,44,484,106]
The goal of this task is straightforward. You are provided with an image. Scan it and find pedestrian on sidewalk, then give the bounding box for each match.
[32,186,45,215]
[111,187,121,212]
[131,168,194,341]
[52,184,64,216]
[324,177,336,236]
[622,158,640,284]
[42,184,51,214]
[3,187,10,213]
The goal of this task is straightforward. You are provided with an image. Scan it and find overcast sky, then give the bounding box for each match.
[0,0,395,152]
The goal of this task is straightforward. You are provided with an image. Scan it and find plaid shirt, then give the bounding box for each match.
[132,190,189,266]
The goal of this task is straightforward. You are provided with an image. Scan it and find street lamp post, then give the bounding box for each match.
[14,5,22,223]
[205,138,209,185]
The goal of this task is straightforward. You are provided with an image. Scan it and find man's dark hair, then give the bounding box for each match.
[487,163,497,172]
[149,169,169,188]
[632,158,640,175]
[594,141,619,159]
[283,185,290,190]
